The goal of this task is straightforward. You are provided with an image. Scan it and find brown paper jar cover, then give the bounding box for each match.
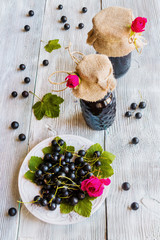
[87,6,136,57]
[72,54,116,102]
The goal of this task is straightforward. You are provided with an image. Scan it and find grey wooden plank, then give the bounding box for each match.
[0,1,46,240]
[17,0,107,240]
[102,0,160,239]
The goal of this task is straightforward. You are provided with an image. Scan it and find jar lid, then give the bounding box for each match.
[87,6,135,57]
[72,54,116,102]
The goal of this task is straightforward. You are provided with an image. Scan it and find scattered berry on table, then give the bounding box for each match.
[64,23,70,30]
[19,133,26,141]
[11,121,19,129]
[11,91,18,98]
[82,7,87,13]
[78,23,84,29]
[125,111,132,117]
[130,103,137,110]
[43,59,49,66]
[78,149,86,157]
[58,4,63,10]
[24,77,30,84]
[19,64,26,70]
[131,202,139,210]
[95,161,101,167]
[8,207,17,216]
[132,137,139,144]
[135,112,142,119]
[24,25,30,31]
[122,182,130,191]
[28,10,34,16]
[22,91,29,98]
[139,101,146,109]
[94,151,101,157]
[61,16,67,23]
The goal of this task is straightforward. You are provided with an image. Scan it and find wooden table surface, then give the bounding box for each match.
[0,0,160,239]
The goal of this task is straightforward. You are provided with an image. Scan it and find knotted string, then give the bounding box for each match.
[65,42,85,64]
[128,32,147,53]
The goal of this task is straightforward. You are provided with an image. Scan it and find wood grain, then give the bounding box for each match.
[102,0,160,239]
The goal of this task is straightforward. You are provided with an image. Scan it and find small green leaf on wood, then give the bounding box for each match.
[24,171,35,182]
[42,146,53,155]
[60,203,74,214]
[74,198,92,217]
[86,143,103,158]
[44,39,61,53]
[32,102,45,120]
[28,156,43,171]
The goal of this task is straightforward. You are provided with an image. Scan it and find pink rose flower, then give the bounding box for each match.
[81,176,111,197]
[65,74,80,88]
[131,17,147,33]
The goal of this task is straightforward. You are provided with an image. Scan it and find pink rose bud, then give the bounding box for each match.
[81,176,111,198]
[131,17,147,33]
[65,74,80,88]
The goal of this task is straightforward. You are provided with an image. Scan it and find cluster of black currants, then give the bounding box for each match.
[125,101,146,119]
[32,138,99,211]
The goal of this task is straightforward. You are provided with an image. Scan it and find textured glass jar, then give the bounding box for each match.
[80,92,116,131]
[109,52,132,79]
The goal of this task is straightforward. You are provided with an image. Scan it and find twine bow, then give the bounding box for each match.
[128,31,147,54]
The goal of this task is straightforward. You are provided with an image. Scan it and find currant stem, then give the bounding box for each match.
[29,91,42,101]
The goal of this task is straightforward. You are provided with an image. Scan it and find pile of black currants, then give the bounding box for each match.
[32,138,101,211]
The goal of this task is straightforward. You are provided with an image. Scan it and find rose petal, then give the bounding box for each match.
[100,178,111,186]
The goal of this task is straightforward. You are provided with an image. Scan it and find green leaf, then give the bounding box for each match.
[32,93,64,121]
[99,151,116,164]
[24,171,35,182]
[74,198,92,217]
[42,146,53,155]
[66,146,75,153]
[32,102,45,120]
[86,143,103,158]
[28,156,43,171]
[93,159,114,178]
[60,203,74,214]
[44,39,61,53]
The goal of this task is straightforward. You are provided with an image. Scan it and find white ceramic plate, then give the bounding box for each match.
[18,135,110,225]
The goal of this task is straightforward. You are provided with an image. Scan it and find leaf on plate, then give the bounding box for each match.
[92,159,114,178]
[44,39,61,53]
[99,151,116,164]
[85,143,103,158]
[74,197,92,217]
[42,146,53,155]
[28,156,43,171]
[60,203,74,214]
[66,145,75,153]
[24,170,35,182]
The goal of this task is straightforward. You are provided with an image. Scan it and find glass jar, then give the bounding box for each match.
[80,92,116,130]
[109,52,132,79]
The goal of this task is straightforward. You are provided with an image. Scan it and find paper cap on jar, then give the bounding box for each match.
[87,6,136,57]
[72,54,116,102]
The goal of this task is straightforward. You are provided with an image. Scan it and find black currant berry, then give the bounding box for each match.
[125,111,132,117]
[95,161,101,167]
[82,7,87,13]
[48,202,57,210]
[122,182,130,191]
[83,164,91,171]
[58,139,65,146]
[24,77,30,84]
[44,153,53,162]
[69,163,75,171]
[24,25,30,31]
[70,197,78,206]
[11,91,18,98]
[78,150,86,157]
[19,134,26,141]
[94,151,101,157]
[41,165,48,173]
[87,172,93,178]
[65,158,70,163]
[77,192,85,200]
[75,157,84,165]
[78,169,85,176]
[139,102,146,109]
[19,64,26,70]
[36,179,44,186]
[131,202,139,210]
[135,112,142,119]
[52,166,60,174]
[54,145,61,153]
[45,162,52,168]
[132,137,139,145]
[40,198,48,206]
[43,59,49,66]
[52,139,57,146]
[8,207,17,216]
[78,23,84,29]
[11,121,19,129]
[33,195,41,204]
[130,103,137,110]
[35,169,43,177]
[58,4,63,10]
[22,91,29,98]
[28,10,34,16]
[55,197,61,204]
[59,154,65,160]
[65,152,72,159]
[64,23,70,30]
[67,172,75,180]
[61,16,67,23]
[63,166,69,174]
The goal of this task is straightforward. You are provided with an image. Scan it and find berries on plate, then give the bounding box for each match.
[94,151,101,157]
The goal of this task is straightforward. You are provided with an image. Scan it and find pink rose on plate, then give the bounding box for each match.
[81,176,111,197]
[65,74,80,88]
[131,17,147,33]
